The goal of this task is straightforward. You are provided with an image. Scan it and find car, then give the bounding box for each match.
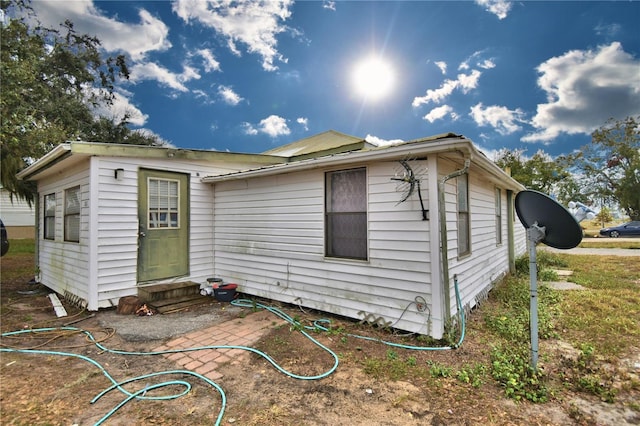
[599,221,640,238]
[1,219,9,257]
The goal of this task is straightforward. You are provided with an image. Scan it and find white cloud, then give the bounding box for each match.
[218,85,244,105]
[478,59,496,69]
[423,105,455,123]
[196,48,221,72]
[474,0,512,20]
[244,115,290,137]
[30,1,171,60]
[259,115,290,137]
[595,22,622,38]
[323,1,337,11]
[523,42,640,143]
[172,0,294,71]
[242,122,259,135]
[470,103,527,135]
[365,135,404,147]
[130,62,201,92]
[412,70,482,107]
[458,50,494,71]
[434,61,447,75]
[296,117,309,131]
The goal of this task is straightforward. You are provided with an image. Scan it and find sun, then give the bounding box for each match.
[351,56,395,101]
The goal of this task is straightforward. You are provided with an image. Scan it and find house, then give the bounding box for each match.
[0,185,36,239]
[17,131,526,338]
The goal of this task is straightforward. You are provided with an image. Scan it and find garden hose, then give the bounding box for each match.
[1,278,465,424]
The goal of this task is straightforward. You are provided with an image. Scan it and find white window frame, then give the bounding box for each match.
[147,177,180,229]
[64,186,80,243]
[44,193,56,240]
[496,187,503,245]
[457,174,470,256]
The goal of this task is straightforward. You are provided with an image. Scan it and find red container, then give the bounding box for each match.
[214,283,238,302]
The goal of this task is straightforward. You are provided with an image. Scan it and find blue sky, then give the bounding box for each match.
[25,1,640,158]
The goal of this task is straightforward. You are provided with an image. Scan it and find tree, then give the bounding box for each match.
[1,0,160,204]
[570,116,640,220]
[593,207,613,229]
[493,148,575,204]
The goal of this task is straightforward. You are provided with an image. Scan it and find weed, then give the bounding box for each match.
[406,356,417,367]
[560,344,618,402]
[427,360,452,378]
[490,344,548,402]
[456,363,487,388]
[538,268,558,281]
[386,349,398,360]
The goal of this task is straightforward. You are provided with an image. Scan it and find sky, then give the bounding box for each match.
[22,0,640,158]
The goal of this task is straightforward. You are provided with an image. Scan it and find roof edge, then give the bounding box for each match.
[16,144,72,181]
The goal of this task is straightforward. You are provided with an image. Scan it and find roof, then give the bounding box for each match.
[203,132,525,191]
[17,141,286,181]
[16,132,525,192]
[262,130,374,160]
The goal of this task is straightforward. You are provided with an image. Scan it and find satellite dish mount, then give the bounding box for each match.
[515,190,582,370]
[391,159,428,221]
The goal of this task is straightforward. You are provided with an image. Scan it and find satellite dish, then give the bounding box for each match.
[514,190,583,370]
[515,190,583,249]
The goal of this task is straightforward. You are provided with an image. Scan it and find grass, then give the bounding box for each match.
[339,246,640,404]
[553,254,640,357]
[3,238,36,255]
[0,239,36,281]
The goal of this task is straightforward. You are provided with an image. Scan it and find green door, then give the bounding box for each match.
[137,169,189,282]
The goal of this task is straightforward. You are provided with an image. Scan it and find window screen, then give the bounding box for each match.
[457,174,470,256]
[44,193,56,240]
[64,186,80,242]
[495,187,502,245]
[325,168,367,260]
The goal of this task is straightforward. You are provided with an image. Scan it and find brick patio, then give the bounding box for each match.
[152,310,286,381]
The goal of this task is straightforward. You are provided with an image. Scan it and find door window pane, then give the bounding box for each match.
[148,178,180,228]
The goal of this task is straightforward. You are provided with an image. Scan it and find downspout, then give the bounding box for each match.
[506,190,516,274]
[438,155,470,321]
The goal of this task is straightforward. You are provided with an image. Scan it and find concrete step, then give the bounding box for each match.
[138,281,200,302]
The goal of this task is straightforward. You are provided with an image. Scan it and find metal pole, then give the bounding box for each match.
[528,229,539,370]
[527,223,545,371]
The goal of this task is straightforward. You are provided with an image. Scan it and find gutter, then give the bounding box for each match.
[438,153,471,321]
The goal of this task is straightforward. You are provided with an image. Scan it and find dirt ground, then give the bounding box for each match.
[1,253,639,425]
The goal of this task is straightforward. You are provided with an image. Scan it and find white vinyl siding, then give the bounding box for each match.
[37,162,90,304]
[35,154,263,310]
[442,164,526,318]
[214,161,434,336]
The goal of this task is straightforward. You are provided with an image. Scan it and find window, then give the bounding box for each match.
[457,174,470,256]
[44,193,56,240]
[64,186,80,242]
[495,188,502,245]
[148,178,179,228]
[325,168,367,260]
